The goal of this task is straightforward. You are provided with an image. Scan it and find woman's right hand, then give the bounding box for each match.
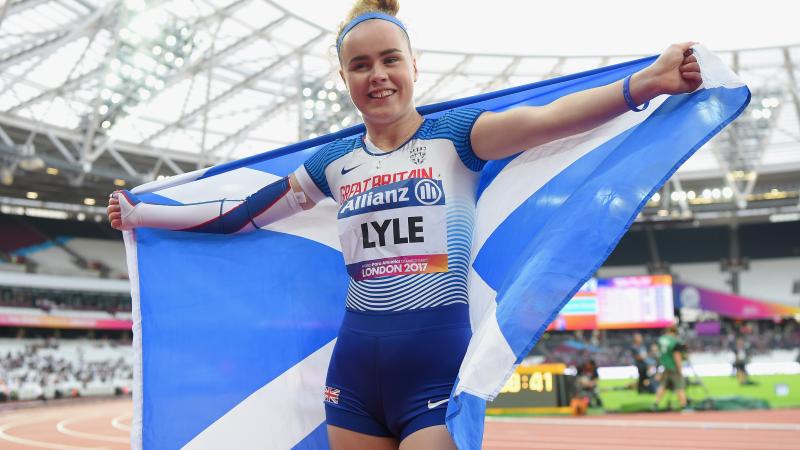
[108,191,122,230]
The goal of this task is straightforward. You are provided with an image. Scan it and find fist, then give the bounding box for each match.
[649,42,703,96]
[107,192,122,230]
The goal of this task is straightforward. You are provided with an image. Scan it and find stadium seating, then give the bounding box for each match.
[66,238,129,278]
[0,338,133,401]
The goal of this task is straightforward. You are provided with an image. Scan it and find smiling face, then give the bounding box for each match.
[338,19,418,128]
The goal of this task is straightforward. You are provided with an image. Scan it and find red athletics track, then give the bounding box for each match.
[483,410,800,450]
[0,399,797,449]
[0,398,131,449]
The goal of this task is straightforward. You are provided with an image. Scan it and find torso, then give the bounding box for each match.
[297,109,485,312]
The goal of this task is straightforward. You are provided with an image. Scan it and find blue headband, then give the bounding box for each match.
[336,12,408,55]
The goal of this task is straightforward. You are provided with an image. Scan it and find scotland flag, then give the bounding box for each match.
[122,45,749,450]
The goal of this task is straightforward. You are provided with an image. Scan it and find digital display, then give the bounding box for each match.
[597,275,674,328]
[488,364,576,413]
[548,275,675,331]
[500,371,554,394]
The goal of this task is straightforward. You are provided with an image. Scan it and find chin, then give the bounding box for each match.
[365,112,405,126]
[363,105,412,124]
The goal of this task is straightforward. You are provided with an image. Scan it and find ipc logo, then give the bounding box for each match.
[414,179,443,205]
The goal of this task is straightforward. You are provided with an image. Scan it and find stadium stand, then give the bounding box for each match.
[0,283,131,313]
[0,214,123,278]
[0,338,133,401]
[67,238,129,278]
[530,318,800,377]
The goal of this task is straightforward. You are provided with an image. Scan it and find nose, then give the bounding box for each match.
[369,64,388,84]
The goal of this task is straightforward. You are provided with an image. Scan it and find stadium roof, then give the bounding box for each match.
[0,0,798,223]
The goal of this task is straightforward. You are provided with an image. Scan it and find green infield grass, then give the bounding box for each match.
[598,374,800,411]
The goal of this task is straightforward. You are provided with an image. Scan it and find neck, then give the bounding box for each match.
[364,109,424,152]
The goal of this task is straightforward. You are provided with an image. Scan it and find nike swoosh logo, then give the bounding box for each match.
[341,164,364,175]
[427,398,448,409]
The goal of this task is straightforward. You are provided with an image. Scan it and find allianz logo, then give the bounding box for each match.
[339,179,443,215]
[414,179,443,205]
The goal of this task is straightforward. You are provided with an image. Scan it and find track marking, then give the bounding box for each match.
[487,416,800,431]
[56,417,129,444]
[0,416,110,450]
[111,414,132,432]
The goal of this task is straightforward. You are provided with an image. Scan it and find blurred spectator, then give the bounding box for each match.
[576,359,603,408]
[629,333,655,394]
[0,286,131,313]
[652,326,688,411]
[0,339,133,402]
[731,337,753,385]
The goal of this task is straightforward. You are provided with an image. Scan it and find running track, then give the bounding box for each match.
[0,399,797,449]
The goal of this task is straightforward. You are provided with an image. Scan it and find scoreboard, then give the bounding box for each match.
[486,364,576,414]
[548,275,675,331]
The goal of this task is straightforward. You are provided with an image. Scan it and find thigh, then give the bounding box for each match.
[328,425,399,450]
[381,325,471,438]
[326,329,393,437]
[399,425,457,450]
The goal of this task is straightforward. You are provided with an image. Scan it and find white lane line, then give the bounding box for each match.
[487,416,800,431]
[0,416,109,450]
[56,417,129,444]
[110,414,132,432]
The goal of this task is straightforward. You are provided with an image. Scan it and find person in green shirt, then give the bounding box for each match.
[652,325,688,410]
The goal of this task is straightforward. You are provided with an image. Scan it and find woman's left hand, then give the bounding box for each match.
[645,42,703,96]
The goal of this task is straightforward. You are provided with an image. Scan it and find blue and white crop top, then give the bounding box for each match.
[293,109,486,312]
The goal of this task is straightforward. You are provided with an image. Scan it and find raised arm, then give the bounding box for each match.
[471,42,703,160]
[107,174,315,234]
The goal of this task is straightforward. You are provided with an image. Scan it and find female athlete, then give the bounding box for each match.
[108,0,701,448]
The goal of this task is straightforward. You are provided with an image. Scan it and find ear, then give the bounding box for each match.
[338,68,347,88]
[412,56,418,82]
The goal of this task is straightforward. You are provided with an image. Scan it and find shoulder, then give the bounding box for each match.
[420,108,487,172]
[305,137,360,174]
[301,137,361,199]
[424,108,486,138]
[309,137,360,164]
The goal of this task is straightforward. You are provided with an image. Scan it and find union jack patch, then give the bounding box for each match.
[323,386,340,404]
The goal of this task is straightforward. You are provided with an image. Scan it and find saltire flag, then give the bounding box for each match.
[123,45,748,449]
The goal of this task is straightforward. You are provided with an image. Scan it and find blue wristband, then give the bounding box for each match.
[623,74,649,112]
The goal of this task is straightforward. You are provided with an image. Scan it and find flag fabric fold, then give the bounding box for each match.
[123,45,748,449]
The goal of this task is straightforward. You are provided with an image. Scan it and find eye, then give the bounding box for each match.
[385,56,400,64]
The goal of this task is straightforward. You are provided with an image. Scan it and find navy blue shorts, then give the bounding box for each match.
[324,303,471,440]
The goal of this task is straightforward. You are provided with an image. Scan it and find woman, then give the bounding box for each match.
[108,0,701,448]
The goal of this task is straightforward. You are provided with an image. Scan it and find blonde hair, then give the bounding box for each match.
[338,0,400,35]
[336,0,409,60]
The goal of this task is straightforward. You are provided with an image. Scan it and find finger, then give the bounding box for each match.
[680,62,700,73]
[683,55,697,64]
[675,41,698,56]
[681,71,702,82]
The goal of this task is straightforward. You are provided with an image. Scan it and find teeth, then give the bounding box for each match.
[370,90,394,98]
